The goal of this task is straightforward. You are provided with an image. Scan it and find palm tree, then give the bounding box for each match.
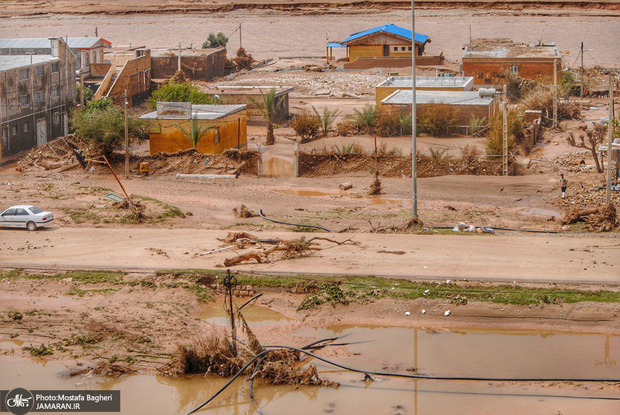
[248,88,283,145]
[179,116,215,148]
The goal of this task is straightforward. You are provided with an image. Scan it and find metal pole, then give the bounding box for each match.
[124,90,129,178]
[580,42,584,99]
[503,101,508,176]
[553,57,558,129]
[606,74,614,205]
[80,68,85,108]
[411,0,418,218]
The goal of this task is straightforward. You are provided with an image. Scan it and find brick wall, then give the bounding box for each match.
[107,50,151,106]
[151,49,226,81]
[463,59,561,86]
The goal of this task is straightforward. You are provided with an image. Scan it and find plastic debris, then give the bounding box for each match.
[444,310,451,316]
[405,311,410,316]
[421,309,426,314]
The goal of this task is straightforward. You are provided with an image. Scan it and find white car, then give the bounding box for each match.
[0,205,54,231]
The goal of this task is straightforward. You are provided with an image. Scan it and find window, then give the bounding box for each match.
[11,125,18,135]
[53,112,60,124]
[2,208,16,216]
[408,46,412,51]
[401,46,406,51]
[1,128,6,140]
[20,94,30,107]
[20,68,29,80]
[23,121,29,132]
[36,66,44,77]
[52,61,60,73]
[393,46,398,52]
[214,127,221,144]
[28,206,43,214]
[36,91,45,102]
[510,65,518,76]
[15,208,28,216]
[52,87,60,98]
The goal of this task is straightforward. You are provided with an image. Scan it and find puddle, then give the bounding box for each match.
[273,188,341,197]
[1,327,618,414]
[0,339,24,350]
[368,196,412,207]
[198,302,290,327]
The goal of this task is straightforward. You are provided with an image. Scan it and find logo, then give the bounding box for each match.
[4,389,33,415]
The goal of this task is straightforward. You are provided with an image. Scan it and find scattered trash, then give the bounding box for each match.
[444,310,451,317]
[446,280,451,284]
[421,309,426,314]
[405,311,410,316]
[423,290,430,295]
[339,182,353,191]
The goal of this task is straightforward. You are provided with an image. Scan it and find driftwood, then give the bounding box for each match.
[563,204,618,232]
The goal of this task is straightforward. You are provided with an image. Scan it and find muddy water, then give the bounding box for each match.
[1,327,618,414]
[198,302,291,327]
[273,188,342,197]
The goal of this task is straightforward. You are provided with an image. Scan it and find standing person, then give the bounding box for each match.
[560,173,568,199]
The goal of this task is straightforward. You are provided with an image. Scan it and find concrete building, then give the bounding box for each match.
[380,89,500,129]
[0,37,111,78]
[462,38,562,86]
[0,38,76,159]
[200,86,293,124]
[375,76,475,105]
[141,102,247,155]
[150,48,226,82]
[90,48,151,106]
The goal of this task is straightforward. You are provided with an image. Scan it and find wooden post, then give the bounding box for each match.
[606,74,614,205]
[124,90,129,178]
[177,42,181,72]
[580,42,584,99]
[503,101,508,176]
[239,23,242,50]
[79,69,85,108]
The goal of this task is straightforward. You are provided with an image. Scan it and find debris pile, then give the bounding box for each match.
[233,204,257,218]
[563,203,618,232]
[16,136,84,172]
[142,148,259,176]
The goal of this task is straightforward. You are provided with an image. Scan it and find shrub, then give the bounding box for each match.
[290,109,321,142]
[518,84,580,123]
[376,107,401,137]
[203,32,228,49]
[429,147,449,161]
[484,110,523,157]
[418,103,460,136]
[460,144,482,164]
[352,104,379,134]
[333,143,365,155]
[311,106,341,136]
[469,114,486,137]
[336,117,357,136]
[71,104,147,158]
[399,111,412,135]
[77,83,94,104]
[148,81,214,109]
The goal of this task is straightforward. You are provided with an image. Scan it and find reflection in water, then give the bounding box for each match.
[1,326,619,415]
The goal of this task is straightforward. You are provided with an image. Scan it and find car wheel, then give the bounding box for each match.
[26,221,37,231]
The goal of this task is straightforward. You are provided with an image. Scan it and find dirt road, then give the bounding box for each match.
[2,227,618,284]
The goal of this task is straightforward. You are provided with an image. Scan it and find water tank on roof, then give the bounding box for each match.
[478,88,496,97]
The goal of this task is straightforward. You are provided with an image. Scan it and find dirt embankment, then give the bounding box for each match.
[1,0,619,17]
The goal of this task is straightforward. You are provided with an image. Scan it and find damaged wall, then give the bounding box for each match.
[151,49,226,81]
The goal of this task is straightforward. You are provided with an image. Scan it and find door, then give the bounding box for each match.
[383,45,390,57]
[0,208,16,227]
[36,118,47,146]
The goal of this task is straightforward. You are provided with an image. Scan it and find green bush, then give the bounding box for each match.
[71,104,147,157]
[469,114,486,137]
[203,32,228,49]
[418,103,460,136]
[352,104,379,134]
[312,106,341,136]
[148,81,214,109]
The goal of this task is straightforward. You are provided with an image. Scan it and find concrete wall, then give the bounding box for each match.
[151,49,226,81]
[107,50,151,106]
[463,58,561,86]
[147,111,247,155]
[216,93,289,124]
[90,63,111,78]
[376,84,471,105]
[0,39,76,159]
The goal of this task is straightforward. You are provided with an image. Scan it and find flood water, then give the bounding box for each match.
[1,325,619,414]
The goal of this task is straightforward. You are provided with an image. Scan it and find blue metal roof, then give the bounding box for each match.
[340,24,429,45]
[327,42,345,48]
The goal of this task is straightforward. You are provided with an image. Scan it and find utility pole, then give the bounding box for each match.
[606,73,614,205]
[79,68,85,108]
[239,23,242,50]
[580,42,584,99]
[124,90,129,178]
[503,101,508,176]
[553,57,558,129]
[411,0,418,218]
[95,26,98,37]
[177,42,181,72]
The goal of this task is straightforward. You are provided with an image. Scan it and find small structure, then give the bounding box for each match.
[141,102,247,155]
[381,89,500,130]
[91,48,151,107]
[0,38,76,159]
[0,37,111,77]
[201,86,293,124]
[150,48,226,82]
[462,38,562,86]
[376,76,474,105]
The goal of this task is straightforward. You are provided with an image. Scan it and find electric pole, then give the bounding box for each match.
[553,57,558,129]
[124,90,129,178]
[580,42,584,99]
[606,74,614,205]
[503,101,508,176]
[411,0,418,218]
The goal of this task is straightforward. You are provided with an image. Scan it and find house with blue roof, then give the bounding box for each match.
[329,24,431,63]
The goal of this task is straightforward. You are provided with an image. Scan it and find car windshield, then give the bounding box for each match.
[28,206,43,214]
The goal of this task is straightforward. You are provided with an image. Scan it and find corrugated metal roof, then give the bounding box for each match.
[327,42,345,48]
[0,55,57,71]
[0,37,111,50]
[377,76,475,90]
[340,24,430,46]
[141,104,247,120]
[381,90,496,106]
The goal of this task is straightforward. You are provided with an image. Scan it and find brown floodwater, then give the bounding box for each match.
[273,189,342,197]
[1,325,619,414]
[198,302,291,327]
